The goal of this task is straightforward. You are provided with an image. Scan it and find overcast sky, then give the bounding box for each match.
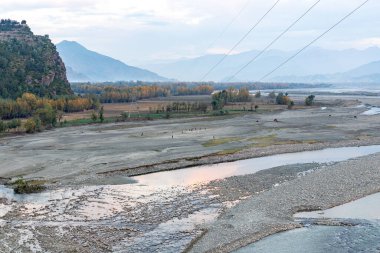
[1,0,379,66]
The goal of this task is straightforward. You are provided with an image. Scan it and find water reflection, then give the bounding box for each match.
[295,192,380,220]
[134,145,380,186]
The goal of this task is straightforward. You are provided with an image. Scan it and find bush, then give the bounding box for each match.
[99,106,104,122]
[255,91,261,98]
[305,95,315,106]
[268,91,276,99]
[0,121,6,132]
[34,105,56,127]
[120,112,128,121]
[276,92,292,105]
[288,100,295,109]
[12,178,45,194]
[25,118,36,133]
[7,119,21,129]
[91,112,98,122]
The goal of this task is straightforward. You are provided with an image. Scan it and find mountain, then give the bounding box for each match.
[56,41,167,82]
[143,47,380,82]
[273,60,380,83]
[0,19,72,99]
[346,60,380,78]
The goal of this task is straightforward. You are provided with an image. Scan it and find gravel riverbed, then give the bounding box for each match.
[187,153,380,253]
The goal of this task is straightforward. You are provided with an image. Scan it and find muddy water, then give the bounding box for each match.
[236,193,380,253]
[134,145,380,186]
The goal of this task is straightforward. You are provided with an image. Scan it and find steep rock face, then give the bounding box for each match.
[0,19,73,98]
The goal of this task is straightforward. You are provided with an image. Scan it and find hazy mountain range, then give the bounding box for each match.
[56,40,380,83]
[56,41,167,82]
[143,47,380,83]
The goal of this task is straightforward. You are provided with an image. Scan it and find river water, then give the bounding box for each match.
[235,193,380,253]
[133,145,380,186]
[2,145,380,252]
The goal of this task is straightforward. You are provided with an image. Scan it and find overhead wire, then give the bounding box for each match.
[258,0,370,82]
[225,0,321,82]
[177,0,251,81]
[199,0,281,81]
[206,0,251,51]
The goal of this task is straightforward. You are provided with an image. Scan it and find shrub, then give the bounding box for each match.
[268,91,276,99]
[255,91,261,98]
[25,118,36,133]
[288,100,295,109]
[0,121,6,132]
[7,119,21,129]
[91,112,98,122]
[12,178,45,194]
[99,106,104,122]
[305,95,316,106]
[120,112,128,121]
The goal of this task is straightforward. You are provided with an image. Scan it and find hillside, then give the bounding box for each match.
[56,41,167,82]
[144,47,380,82]
[272,60,380,83]
[0,19,72,99]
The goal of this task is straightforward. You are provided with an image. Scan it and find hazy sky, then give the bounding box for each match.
[1,0,379,66]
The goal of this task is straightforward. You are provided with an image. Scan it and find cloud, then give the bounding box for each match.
[0,0,378,65]
[354,37,380,48]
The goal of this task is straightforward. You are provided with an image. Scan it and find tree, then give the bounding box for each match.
[288,100,295,109]
[7,119,21,129]
[255,91,261,98]
[268,91,276,99]
[276,92,292,105]
[276,92,285,105]
[99,106,104,122]
[91,112,98,122]
[34,104,56,128]
[0,121,6,132]
[25,118,36,133]
[305,95,315,106]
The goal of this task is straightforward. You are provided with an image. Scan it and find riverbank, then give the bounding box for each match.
[1,96,378,185]
[187,153,380,252]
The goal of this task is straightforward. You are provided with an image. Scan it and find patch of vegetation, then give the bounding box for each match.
[202,137,242,147]
[248,134,318,147]
[305,95,316,106]
[12,178,46,194]
[215,148,243,155]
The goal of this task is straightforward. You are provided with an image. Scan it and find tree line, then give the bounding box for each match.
[0,93,99,120]
[71,83,214,103]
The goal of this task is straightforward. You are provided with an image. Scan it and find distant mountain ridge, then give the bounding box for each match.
[143,47,380,82]
[57,41,167,82]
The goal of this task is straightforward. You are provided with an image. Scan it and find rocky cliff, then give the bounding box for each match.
[0,19,72,98]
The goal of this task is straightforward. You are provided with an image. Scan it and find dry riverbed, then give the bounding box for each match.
[1,96,380,252]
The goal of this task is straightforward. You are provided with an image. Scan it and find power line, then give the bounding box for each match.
[226,0,321,82]
[181,0,250,81]
[259,0,370,82]
[199,0,281,81]
[206,0,251,51]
